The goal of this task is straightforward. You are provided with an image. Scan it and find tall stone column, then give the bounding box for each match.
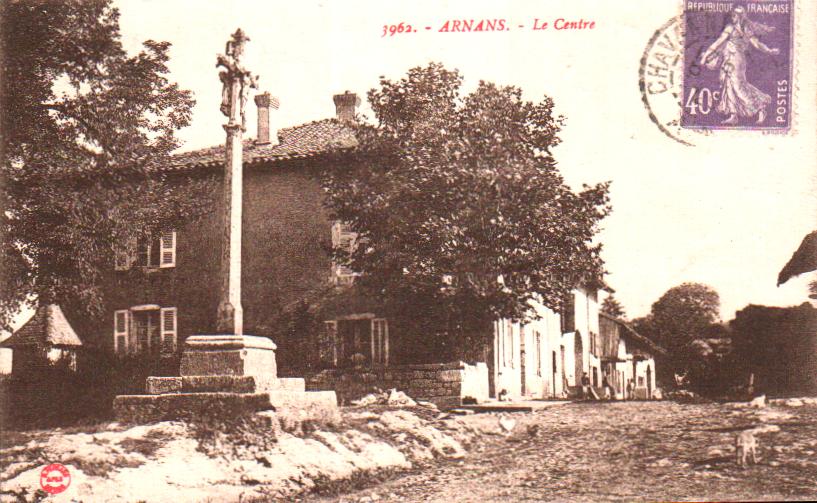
[215,28,256,336]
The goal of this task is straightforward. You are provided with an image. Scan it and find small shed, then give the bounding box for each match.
[0,305,83,374]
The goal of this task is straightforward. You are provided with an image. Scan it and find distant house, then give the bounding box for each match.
[493,283,607,400]
[0,305,83,374]
[599,311,666,399]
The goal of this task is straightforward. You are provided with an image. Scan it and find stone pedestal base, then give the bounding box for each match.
[113,334,338,425]
[180,334,277,377]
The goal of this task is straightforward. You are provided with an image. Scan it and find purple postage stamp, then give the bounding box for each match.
[682,1,793,130]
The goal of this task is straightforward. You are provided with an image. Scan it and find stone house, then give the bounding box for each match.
[59,87,632,407]
[78,93,357,372]
[53,90,494,406]
[0,304,83,375]
[598,311,665,399]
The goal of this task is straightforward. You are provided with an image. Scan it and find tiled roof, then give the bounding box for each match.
[0,305,82,348]
[166,118,357,171]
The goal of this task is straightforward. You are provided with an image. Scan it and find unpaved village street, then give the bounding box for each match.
[308,401,817,503]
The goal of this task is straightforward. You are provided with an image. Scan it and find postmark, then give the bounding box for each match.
[639,17,698,146]
[39,463,71,495]
[681,1,793,130]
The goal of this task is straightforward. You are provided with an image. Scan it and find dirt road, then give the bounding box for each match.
[308,401,817,502]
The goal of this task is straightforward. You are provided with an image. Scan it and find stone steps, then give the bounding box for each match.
[145,375,306,395]
[113,335,338,426]
[113,392,272,423]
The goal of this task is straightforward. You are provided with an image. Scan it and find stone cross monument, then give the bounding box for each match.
[215,28,257,335]
[112,29,339,424]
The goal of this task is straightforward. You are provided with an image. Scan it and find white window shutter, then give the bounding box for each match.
[159,231,176,268]
[371,318,389,366]
[331,221,359,284]
[114,310,129,354]
[160,307,177,352]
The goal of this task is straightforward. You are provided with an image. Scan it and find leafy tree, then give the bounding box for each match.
[601,294,626,318]
[321,63,611,352]
[635,282,721,380]
[1,0,207,329]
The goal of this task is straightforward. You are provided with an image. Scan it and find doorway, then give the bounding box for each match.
[647,365,653,400]
[574,332,584,387]
[560,345,566,394]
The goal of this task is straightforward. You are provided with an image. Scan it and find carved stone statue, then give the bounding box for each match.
[217,28,258,131]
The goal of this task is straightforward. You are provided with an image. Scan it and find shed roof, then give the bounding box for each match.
[598,311,666,356]
[0,305,82,348]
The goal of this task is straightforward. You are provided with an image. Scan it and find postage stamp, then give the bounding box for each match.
[682,1,794,130]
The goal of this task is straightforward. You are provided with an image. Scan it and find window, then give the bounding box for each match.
[116,231,176,270]
[589,331,599,357]
[535,331,542,376]
[114,306,177,354]
[371,318,389,366]
[331,221,359,285]
[132,309,160,352]
[560,294,575,333]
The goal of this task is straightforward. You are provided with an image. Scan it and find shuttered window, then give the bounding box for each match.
[160,307,178,352]
[159,231,176,268]
[114,310,129,354]
[331,221,359,284]
[132,231,176,269]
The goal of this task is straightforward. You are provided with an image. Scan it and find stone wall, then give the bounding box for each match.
[306,361,489,409]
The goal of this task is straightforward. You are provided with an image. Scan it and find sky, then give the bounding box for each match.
[12,0,810,329]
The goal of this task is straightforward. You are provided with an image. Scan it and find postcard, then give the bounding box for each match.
[1,1,815,501]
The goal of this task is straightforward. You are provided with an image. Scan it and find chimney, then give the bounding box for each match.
[333,91,360,123]
[254,92,279,145]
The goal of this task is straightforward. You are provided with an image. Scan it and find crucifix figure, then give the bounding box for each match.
[215,28,258,335]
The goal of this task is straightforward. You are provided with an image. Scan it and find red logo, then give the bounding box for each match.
[39,463,71,495]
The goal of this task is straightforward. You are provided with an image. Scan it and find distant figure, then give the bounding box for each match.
[626,379,635,401]
[602,373,613,400]
[498,388,510,402]
[581,372,591,399]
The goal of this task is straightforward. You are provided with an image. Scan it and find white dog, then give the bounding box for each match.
[735,429,758,467]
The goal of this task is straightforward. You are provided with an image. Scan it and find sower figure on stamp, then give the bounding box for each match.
[699,6,780,125]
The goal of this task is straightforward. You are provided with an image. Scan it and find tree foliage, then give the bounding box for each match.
[634,282,721,379]
[601,294,626,319]
[1,0,206,329]
[321,63,611,337]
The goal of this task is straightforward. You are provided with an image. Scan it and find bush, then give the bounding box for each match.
[1,349,181,430]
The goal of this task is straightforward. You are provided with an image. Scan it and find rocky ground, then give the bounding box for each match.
[2,399,816,502]
[306,399,817,503]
